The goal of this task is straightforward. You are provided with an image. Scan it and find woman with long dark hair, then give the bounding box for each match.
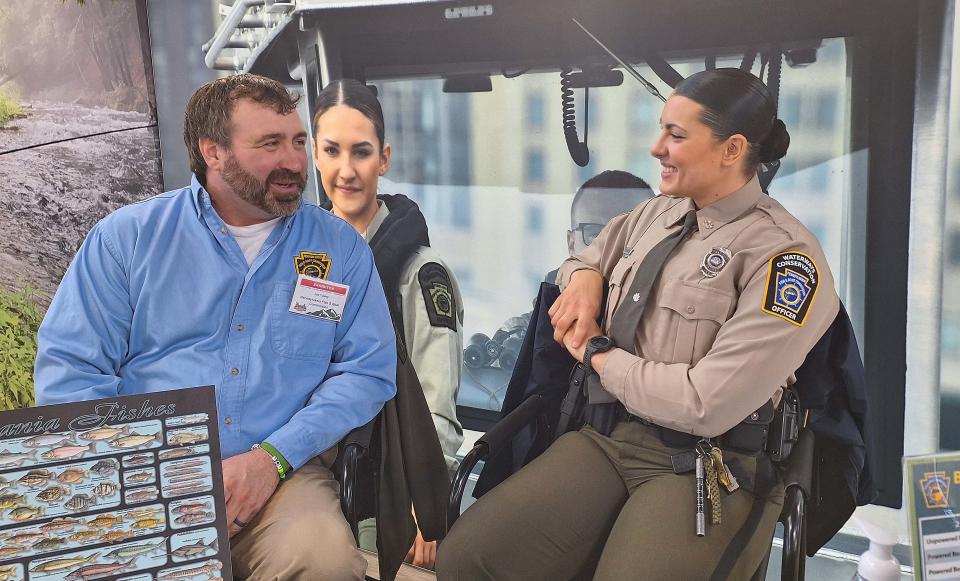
[437,68,839,580]
[312,79,463,570]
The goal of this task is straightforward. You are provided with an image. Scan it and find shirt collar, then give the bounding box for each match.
[662,176,763,238]
[190,174,207,219]
[363,200,390,241]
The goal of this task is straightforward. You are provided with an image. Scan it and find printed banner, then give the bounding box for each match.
[905,453,960,581]
[0,386,231,581]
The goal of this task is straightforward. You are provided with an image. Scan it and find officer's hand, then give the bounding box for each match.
[562,320,601,363]
[549,269,603,347]
[405,526,437,570]
[223,448,281,537]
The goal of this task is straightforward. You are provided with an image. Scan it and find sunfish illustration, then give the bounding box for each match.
[90,459,119,476]
[57,467,89,484]
[63,493,96,511]
[0,492,26,509]
[109,432,161,449]
[9,505,43,521]
[36,485,69,503]
[16,469,54,488]
[41,443,96,461]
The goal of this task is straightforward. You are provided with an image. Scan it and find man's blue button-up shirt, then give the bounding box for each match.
[35,176,397,469]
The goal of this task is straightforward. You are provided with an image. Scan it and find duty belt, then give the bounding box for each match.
[623,400,774,456]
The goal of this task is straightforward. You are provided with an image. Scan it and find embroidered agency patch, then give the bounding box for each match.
[294,251,332,279]
[761,251,820,326]
[418,262,457,331]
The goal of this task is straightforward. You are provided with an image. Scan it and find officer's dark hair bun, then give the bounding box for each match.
[674,68,789,173]
[758,119,790,163]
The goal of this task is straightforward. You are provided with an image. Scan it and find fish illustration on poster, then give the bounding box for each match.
[0,386,232,580]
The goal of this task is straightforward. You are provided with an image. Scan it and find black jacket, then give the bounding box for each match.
[475,283,876,553]
[324,194,450,581]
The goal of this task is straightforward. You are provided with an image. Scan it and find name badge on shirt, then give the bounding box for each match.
[288,274,350,322]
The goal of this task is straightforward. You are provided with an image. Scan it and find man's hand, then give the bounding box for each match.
[549,269,604,348]
[405,526,437,570]
[223,448,281,537]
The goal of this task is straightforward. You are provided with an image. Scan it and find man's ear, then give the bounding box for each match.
[199,137,226,173]
[720,134,749,168]
[566,230,576,255]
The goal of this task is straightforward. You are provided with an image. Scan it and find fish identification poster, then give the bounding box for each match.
[0,385,231,581]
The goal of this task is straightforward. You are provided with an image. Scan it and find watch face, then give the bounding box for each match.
[589,336,613,351]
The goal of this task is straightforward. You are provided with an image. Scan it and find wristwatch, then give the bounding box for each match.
[583,335,615,374]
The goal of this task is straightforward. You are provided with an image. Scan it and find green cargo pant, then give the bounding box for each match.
[436,420,784,581]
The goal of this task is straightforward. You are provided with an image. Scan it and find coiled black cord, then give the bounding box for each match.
[561,69,590,167]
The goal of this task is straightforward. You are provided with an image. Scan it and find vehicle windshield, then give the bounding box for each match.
[373,37,860,413]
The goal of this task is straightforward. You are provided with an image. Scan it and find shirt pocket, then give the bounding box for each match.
[607,259,634,316]
[270,282,338,361]
[657,280,734,365]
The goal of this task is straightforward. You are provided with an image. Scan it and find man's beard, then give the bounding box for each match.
[222,155,306,218]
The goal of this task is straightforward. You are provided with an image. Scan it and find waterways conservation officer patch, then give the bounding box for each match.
[294,250,332,279]
[418,262,457,331]
[761,251,819,326]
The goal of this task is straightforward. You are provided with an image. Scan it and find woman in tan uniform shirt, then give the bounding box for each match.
[436,69,839,580]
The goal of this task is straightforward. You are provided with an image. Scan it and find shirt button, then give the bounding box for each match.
[686,306,696,314]
[236,324,245,332]
[750,412,760,421]
[231,367,240,376]
[224,417,232,425]
[704,220,714,229]
[220,227,227,235]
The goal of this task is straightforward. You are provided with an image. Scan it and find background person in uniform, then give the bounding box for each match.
[436,68,839,580]
[34,74,397,581]
[313,78,464,570]
[547,170,655,284]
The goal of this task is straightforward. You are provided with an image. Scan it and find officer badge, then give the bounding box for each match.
[418,262,457,331]
[761,252,820,326]
[920,471,950,509]
[701,247,732,278]
[294,251,332,279]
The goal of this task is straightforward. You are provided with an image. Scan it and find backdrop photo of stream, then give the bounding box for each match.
[0,0,161,409]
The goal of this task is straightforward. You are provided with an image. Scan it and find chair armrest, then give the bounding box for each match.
[447,394,554,528]
[338,418,376,539]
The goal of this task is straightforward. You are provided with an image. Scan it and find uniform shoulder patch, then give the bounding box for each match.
[418,262,457,331]
[761,251,820,326]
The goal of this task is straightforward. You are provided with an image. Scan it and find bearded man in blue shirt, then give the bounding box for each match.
[34,74,396,580]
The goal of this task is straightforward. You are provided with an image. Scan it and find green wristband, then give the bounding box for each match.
[253,442,291,480]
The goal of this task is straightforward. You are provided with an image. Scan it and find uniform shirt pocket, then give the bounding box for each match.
[607,259,634,314]
[657,279,734,365]
[269,282,337,361]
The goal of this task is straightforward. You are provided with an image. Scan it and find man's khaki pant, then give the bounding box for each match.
[231,454,366,581]
[437,421,784,581]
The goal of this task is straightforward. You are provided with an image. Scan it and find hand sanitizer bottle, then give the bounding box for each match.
[851,515,901,581]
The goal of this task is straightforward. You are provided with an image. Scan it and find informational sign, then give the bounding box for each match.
[0,386,231,581]
[905,453,960,581]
